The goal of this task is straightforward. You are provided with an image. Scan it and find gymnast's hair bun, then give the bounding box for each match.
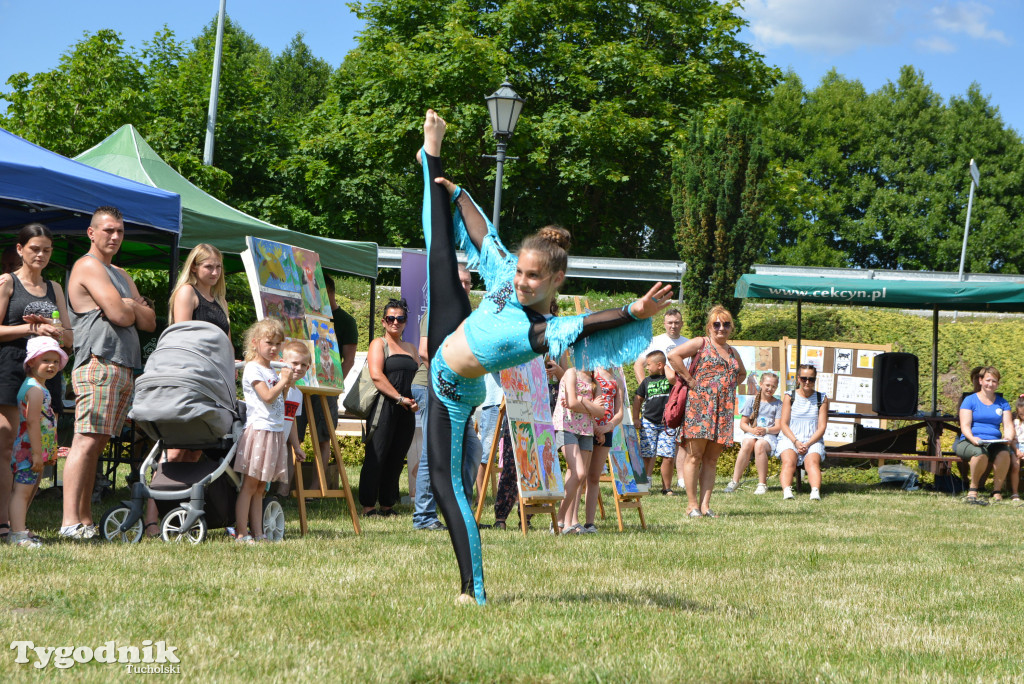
[536,225,571,252]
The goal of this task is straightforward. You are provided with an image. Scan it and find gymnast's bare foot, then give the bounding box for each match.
[455,593,477,606]
[423,109,446,157]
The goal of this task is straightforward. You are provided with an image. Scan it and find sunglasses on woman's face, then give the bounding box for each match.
[798,376,816,383]
[384,315,407,324]
[712,321,732,330]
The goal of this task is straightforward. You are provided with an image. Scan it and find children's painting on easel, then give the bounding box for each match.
[611,367,649,492]
[241,236,345,389]
[499,357,564,498]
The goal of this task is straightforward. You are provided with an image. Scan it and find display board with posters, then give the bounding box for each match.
[240,236,344,389]
[731,340,786,445]
[781,337,892,446]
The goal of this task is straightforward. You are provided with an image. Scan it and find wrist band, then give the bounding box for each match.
[622,303,640,320]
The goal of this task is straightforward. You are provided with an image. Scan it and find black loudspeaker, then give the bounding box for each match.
[871,352,919,416]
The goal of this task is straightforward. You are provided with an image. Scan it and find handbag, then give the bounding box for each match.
[342,337,389,419]
[663,339,705,429]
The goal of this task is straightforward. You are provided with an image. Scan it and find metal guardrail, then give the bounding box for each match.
[377,247,685,284]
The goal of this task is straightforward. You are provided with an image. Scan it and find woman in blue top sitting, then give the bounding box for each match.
[955,365,1013,504]
[419,109,671,605]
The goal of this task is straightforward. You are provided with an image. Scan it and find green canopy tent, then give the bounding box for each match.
[735,265,1024,414]
[75,126,381,337]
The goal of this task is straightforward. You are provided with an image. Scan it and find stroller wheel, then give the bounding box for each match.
[262,498,285,541]
[160,507,207,544]
[99,505,143,543]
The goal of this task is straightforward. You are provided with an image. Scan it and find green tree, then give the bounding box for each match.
[1,29,149,156]
[285,0,779,249]
[144,17,280,207]
[673,104,769,334]
[759,70,871,267]
[269,33,334,123]
[756,66,1024,273]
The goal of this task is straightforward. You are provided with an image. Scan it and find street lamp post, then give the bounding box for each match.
[484,82,525,231]
[957,158,981,281]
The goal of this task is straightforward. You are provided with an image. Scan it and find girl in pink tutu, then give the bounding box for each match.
[233,319,296,543]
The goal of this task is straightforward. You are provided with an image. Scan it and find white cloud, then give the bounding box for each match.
[740,0,905,54]
[916,35,957,53]
[932,2,1009,43]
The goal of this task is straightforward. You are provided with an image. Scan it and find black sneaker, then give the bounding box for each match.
[421,520,447,531]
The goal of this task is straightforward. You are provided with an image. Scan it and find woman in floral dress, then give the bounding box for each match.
[668,306,745,518]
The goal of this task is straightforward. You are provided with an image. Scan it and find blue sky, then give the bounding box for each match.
[1,0,1021,138]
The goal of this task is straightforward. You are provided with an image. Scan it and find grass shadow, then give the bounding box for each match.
[492,589,717,612]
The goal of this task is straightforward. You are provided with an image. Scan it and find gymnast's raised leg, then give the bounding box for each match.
[421,110,487,605]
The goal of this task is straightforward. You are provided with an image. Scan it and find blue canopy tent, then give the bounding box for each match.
[0,127,181,270]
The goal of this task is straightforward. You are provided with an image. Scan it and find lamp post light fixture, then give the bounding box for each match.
[484,81,525,230]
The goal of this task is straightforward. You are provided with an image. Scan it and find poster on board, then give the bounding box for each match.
[732,342,783,443]
[241,236,345,389]
[499,357,564,499]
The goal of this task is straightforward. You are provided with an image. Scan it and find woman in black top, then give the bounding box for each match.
[0,223,71,540]
[360,299,420,516]
[169,243,230,337]
[143,244,232,534]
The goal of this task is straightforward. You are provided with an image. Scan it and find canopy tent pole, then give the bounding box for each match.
[795,300,802,389]
[168,234,180,304]
[931,306,939,416]
[368,279,377,346]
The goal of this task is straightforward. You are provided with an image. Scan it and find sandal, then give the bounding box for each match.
[703,510,718,519]
[494,520,507,531]
[686,509,702,519]
[144,521,160,538]
[966,488,989,506]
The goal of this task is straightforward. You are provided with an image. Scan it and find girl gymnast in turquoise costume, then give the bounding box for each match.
[419,110,672,605]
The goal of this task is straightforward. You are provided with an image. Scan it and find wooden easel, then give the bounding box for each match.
[518,495,561,536]
[607,461,647,531]
[291,386,361,536]
[474,402,506,523]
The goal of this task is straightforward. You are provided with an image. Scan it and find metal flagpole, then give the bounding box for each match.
[203,0,227,166]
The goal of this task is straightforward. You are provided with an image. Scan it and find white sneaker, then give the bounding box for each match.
[809,488,821,501]
[677,478,686,490]
[783,487,794,500]
[723,481,739,493]
[754,483,767,495]
[9,531,41,548]
[59,524,87,540]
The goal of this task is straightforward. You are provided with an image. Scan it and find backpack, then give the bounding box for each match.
[788,389,824,409]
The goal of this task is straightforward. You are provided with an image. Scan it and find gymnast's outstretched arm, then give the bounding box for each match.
[527,282,674,357]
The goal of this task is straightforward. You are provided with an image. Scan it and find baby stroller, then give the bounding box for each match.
[99,321,285,544]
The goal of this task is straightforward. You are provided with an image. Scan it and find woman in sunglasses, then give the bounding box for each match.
[668,306,745,517]
[359,298,421,517]
[777,363,829,501]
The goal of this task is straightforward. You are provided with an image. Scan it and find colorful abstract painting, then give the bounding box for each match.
[250,238,301,293]
[499,358,564,499]
[293,247,331,316]
[260,293,307,340]
[608,426,639,495]
[307,317,343,388]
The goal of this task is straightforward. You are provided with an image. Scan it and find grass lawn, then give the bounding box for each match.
[3,466,1023,683]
